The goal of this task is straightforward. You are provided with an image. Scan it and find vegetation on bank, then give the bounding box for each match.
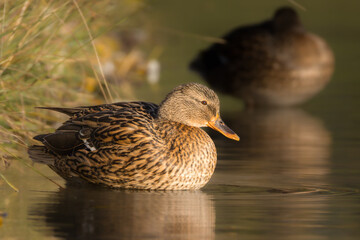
[0,0,156,169]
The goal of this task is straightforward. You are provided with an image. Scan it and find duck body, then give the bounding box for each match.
[29,83,238,190]
[190,7,334,107]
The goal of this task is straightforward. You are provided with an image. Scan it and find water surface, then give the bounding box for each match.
[1,0,360,239]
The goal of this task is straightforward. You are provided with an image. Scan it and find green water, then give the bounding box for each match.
[1,1,360,239]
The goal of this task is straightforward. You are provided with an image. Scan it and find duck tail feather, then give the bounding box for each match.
[36,107,83,116]
[28,145,55,165]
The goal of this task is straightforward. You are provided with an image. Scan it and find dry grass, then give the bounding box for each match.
[0,0,152,173]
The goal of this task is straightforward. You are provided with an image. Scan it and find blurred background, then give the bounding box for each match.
[1,0,360,239]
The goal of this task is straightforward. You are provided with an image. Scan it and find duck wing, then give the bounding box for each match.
[33,102,159,156]
[38,101,158,118]
[30,102,169,186]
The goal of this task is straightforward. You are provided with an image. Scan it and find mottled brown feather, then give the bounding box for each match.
[28,85,229,190]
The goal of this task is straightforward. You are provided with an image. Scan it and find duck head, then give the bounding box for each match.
[273,7,303,33]
[158,83,239,141]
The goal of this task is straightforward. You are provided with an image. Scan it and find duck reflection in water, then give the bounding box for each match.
[204,108,333,238]
[29,187,215,240]
[190,6,334,107]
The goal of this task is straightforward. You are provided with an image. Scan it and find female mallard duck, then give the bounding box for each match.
[190,7,334,107]
[28,83,239,190]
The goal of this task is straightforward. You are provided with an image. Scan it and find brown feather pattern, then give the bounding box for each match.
[29,100,218,190]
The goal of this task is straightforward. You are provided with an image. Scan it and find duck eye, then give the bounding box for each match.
[201,100,207,105]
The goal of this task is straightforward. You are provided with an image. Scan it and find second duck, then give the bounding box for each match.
[190,7,334,107]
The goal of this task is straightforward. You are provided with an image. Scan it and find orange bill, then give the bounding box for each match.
[207,115,240,141]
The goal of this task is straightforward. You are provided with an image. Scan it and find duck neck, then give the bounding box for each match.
[158,100,183,124]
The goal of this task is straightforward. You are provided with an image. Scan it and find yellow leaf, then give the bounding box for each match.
[83,77,97,93]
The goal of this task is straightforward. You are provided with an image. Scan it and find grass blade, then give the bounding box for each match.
[0,172,19,192]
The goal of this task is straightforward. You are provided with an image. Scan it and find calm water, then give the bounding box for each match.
[1,0,360,239]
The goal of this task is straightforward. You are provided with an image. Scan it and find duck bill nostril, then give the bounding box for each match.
[206,115,240,141]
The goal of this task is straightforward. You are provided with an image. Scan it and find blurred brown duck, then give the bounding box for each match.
[190,7,334,107]
[28,83,239,190]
